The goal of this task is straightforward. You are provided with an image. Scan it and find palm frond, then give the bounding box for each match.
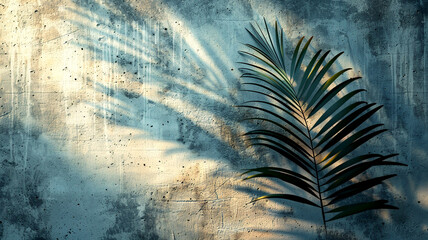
[239,19,406,230]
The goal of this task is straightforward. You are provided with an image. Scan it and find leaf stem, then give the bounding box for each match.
[297,102,328,234]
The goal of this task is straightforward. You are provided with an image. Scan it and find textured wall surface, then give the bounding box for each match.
[0,0,427,239]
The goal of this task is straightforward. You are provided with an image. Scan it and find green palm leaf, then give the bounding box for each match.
[239,19,406,231]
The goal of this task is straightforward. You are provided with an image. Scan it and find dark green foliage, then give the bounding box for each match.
[239,19,406,229]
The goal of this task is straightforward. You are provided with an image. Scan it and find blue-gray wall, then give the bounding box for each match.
[0,0,426,239]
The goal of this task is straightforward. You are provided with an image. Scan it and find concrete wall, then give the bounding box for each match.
[0,0,426,239]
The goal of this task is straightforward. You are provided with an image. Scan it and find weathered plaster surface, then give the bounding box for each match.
[0,0,426,239]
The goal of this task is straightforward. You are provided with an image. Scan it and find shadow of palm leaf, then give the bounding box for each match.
[62,2,290,238]
[63,8,261,168]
